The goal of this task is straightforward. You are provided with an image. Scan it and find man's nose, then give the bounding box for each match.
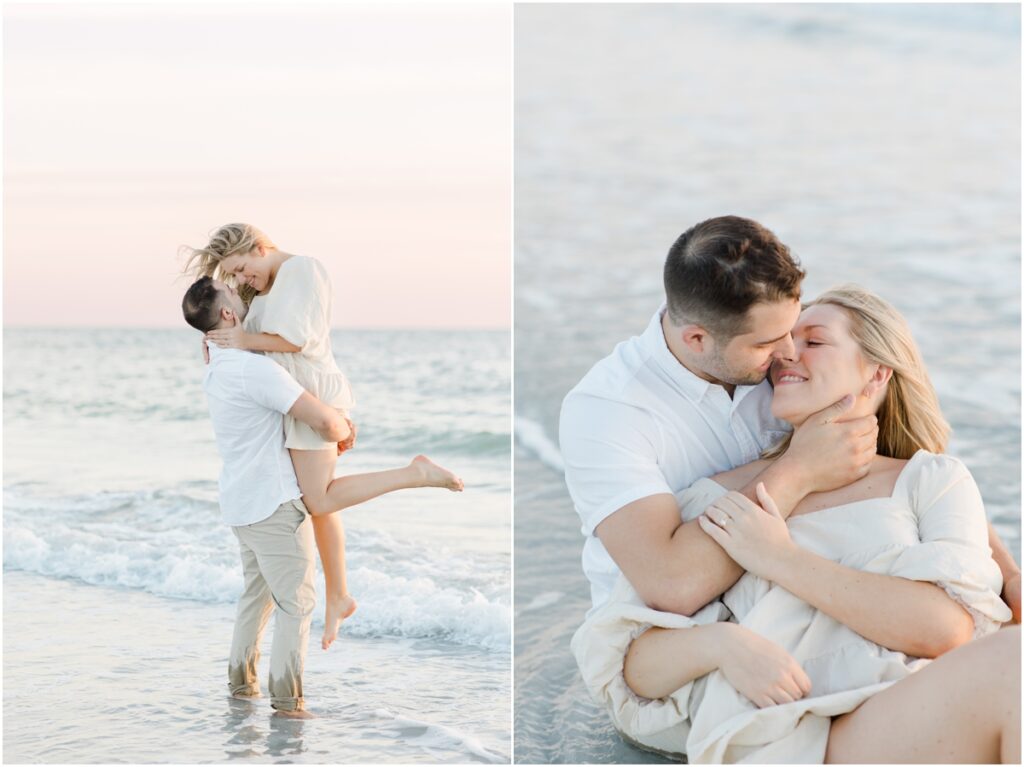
[773,334,797,361]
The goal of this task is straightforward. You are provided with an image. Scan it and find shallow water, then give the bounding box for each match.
[514,4,1020,762]
[3,327,511,762]
[4,573,509,763]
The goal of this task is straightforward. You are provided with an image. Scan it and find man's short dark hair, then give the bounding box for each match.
[182,276,224,332]
[663,216,805,340]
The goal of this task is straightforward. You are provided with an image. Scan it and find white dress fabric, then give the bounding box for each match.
[244,255,355,450]
[571,450,1010,763]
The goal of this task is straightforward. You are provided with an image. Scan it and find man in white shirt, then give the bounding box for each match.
[561,216,881,620]
[560,215,1021,623]
[182,276,349,719]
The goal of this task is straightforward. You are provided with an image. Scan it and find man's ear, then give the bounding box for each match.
[220,305,236,325]
[680,324,710,355]
[862,364,893,399]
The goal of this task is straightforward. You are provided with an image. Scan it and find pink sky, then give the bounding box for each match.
[3,4,511,328]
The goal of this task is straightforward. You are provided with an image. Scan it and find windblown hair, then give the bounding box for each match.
[664,216,806,340]
[765,285,950,460]
[181,223,275,305]
[181,276,225,333]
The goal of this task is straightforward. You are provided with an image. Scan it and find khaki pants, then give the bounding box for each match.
[228,499,315,712]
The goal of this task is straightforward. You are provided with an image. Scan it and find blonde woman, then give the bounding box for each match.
[185,223,464,650]
[573,286,1019,763]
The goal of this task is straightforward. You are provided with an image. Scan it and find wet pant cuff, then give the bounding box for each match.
[270,698,304,712]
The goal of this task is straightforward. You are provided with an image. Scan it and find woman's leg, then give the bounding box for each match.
[290,450,465,649]
[291,448,355,650]
[294,451,463,518]
[826,625,1021,763]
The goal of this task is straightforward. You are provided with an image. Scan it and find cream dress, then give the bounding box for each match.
[571,450,1010,764]
[243,255,355,450]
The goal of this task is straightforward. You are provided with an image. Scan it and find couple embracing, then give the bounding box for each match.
[181,223,463,716]
[561,216,1020,762]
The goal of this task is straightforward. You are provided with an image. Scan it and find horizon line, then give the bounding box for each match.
[3,323,510,332]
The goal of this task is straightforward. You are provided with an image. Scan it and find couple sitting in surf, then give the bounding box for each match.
[181,223,462,716]
[561,216,1021,763]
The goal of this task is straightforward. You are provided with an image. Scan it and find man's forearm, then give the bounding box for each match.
[740,456,810,518]
[651,458,811,614]
[651,519,747,614]
[247,332,302,354]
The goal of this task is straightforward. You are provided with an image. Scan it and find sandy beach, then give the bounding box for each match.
[4,572,509,763]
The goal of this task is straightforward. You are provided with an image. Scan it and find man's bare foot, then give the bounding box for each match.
[273,708,316,719]
[411,455,464,491]
[322,594,358,650]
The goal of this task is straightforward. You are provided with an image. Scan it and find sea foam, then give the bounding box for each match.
[3,487,510,652]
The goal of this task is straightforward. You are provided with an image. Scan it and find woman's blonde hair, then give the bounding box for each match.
[181,223,276,305]
[764,285,949,460]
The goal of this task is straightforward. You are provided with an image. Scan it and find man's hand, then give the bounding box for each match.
[204,325,249,350]
[717,624,812,708]
[202,339,210,365]
[780,394,878,496]
[1003,572,1021,624]
[699,484,796,580]
[337,419,357,455]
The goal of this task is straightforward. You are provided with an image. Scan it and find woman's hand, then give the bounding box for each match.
[698,483,797,581]
[717,623,812,708]
[204,325,250,350]
[337,419,357,455]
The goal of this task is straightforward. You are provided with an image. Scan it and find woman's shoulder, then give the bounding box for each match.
[280,254,325,277]
[273,256,331,299]
[897,450,976,510]
[901,450,970,481]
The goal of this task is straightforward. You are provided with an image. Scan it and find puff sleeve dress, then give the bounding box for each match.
[243,255,355,450]
[571,451,1010,763]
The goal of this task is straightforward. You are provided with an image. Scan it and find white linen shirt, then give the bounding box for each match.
[559,305,791,614]
[204,343,305,526]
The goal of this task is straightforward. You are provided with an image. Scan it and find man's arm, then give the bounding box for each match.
[597,494,744,615]
[597,396,878,616]
[288,392,349,443]
[988,521,1021,623]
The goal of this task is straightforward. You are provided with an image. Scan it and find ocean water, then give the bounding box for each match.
[3,327,511,763]
[514,4,1020,763]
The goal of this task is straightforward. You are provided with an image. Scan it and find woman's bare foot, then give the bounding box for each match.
[321,594,358,650]
[411,455,464,491]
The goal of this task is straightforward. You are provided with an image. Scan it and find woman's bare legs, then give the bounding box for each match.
[291,449,464,649]
[826,625,1020,763]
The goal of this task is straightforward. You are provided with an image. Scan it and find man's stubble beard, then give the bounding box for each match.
[706,346,770,388]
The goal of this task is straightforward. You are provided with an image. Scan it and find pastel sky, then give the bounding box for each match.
[4,3,511,328]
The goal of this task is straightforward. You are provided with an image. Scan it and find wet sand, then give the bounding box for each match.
[4,572,509,763]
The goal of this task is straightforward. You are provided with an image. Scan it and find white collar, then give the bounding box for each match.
[642,303,762,407]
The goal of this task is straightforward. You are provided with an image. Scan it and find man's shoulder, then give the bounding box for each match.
[560,340,668,450]
[564,334,656,407]
[209,348,290,390]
